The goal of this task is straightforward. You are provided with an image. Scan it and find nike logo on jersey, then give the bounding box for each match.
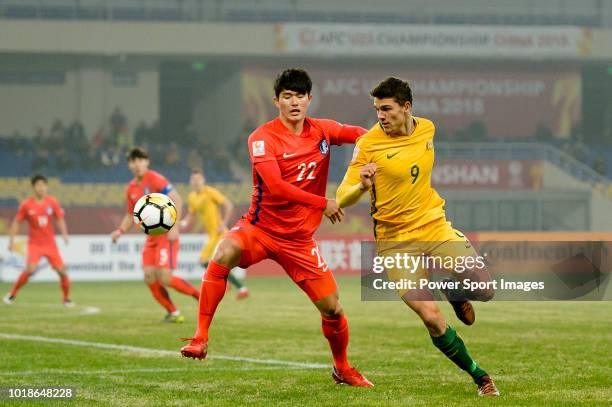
[283,152,297,158]
[386,151,400,159]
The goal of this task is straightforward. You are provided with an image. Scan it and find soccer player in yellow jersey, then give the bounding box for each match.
[181,169,249,299]
[336,77,499,396]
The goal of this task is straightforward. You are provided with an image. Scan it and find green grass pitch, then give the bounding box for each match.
[0,277,610,406]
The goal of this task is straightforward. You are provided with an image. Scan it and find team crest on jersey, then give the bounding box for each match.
[426,140,434,150]
[319,139,329,155]
[46,206,53,215]
[252,140,265,157]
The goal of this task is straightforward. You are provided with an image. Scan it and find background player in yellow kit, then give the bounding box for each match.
[336,77,499,396]
[180,169,249,299]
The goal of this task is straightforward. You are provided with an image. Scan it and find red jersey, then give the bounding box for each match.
[15,195,64,246]
[126,170,174,240]
[246,117,362,239]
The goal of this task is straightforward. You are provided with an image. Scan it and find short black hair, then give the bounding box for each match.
[273,68,312,97]
[127,147,149,161]
[31,174,47,185]
[190,168,204,176]
[370,77,413,106]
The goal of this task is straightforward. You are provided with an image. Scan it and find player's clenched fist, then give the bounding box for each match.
[359,163,377,191]
[324,199,345,224]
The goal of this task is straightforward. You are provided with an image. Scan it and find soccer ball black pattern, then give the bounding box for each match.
[132,193,177,236]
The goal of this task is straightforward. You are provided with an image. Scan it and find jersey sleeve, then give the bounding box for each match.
[248,131,277,164]
[312,118,367,146]
[336,139,370,208]
[255,160,327,210]
[150,171,173,195]
[207,187,227,205]
[15,201,28,221]
[51,198,65,219]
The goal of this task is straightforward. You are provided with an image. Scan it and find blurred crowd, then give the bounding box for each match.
[0,107,244,181]
[1,115,610,181]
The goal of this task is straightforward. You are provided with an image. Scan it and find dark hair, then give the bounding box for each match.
[190,168,204,176]
[31,174,47,186]
[273,68,312,97]
[370,77,413,106]
[127,147,149,161]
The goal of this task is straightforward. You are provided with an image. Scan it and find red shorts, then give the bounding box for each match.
[226,219,338,302]
[28,243,64,269]
[142,236,179,269]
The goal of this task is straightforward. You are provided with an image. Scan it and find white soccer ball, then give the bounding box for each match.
[132,193,177,236]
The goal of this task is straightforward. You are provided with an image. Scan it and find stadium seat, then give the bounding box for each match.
[40,5,74,19]
[258,10,293,22]
[111,6,147,21]
[224,9,257,23]
[76,5,106,20]
[149,7,182,21]
[294,11,328,22]
[4,4,38,19]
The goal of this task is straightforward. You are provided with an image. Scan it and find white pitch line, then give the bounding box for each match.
[0,333,328,369]
[0,305,100,321]
[0,366,292,377]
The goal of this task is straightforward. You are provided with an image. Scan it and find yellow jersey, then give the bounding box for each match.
[336,116,445,239]
[187,186,227,232]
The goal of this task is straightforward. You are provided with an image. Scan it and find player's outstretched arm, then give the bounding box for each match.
[179,212,193,230]
[111,213,134,243]
[57,217,69,245]
[7,218,21,252]
[315,119,367,145]
[336,143,373,208]
[255,160,328,210]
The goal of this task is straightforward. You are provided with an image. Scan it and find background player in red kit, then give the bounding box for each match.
[181,69,373,387]
[111,148,200,323]
[4,175,72,306]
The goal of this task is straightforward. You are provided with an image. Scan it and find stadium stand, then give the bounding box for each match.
[0,0,609,27]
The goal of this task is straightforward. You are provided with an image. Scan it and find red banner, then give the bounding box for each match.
[243,66,581,139]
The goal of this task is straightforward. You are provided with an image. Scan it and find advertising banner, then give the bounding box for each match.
[243,66,581,138]
[276,24,592,58]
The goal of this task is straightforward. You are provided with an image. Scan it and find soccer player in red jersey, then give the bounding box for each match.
[181,68,373,387]
[4,175,72,306]
[111,147,200,323]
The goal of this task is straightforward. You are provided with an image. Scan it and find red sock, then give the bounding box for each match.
[322,314,350,371]
[170,276,200,300]
[195,261,230,341]
[10,271,30,297]
[147,282,177,313]
[59,275,71,302]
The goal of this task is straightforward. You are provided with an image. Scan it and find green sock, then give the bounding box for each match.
[431,325,487,384]
[227,271,243,289]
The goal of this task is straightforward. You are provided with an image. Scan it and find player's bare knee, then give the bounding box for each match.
[474,287,495,302]
[158,269,171,286]
[321,303,343,318]
[314,293,343,318]
[212,239,241,267]
[470,267,495,301]
[143,269,156,285]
